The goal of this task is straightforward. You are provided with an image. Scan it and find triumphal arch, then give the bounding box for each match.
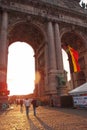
[0,0,87,107]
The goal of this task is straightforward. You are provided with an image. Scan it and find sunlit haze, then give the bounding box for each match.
[7,42,35,96]
[62,49,70,81]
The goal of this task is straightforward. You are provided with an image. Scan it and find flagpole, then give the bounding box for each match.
[71,73,75,89]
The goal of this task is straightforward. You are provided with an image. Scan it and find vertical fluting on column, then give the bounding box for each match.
[47,21,57,71]
[0,10,8,87]
[44,42,49,92]
[54,23,64,71]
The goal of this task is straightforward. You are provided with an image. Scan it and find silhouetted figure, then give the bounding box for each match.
[31,98,38,116]
[24,98,31,117]
[16,99,19,106]
[50,98,54,107]
[20,99,23,112]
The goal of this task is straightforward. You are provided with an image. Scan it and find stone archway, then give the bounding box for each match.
[8,21,47,97]
[0,10,65,108]
[61,31,87,88]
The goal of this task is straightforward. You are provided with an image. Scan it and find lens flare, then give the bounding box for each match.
[35,71,41,84]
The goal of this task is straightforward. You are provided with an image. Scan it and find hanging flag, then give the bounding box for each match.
[68,45,80,72]
[62,44,80,73]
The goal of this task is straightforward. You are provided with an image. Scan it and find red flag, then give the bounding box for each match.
[68,46,80,72]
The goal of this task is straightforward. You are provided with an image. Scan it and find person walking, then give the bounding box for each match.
[20,99,23,112]
[24,98,31,117]
[31,98,38,116]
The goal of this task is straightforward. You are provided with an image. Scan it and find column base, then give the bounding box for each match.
[47,69,67,95]
[0,82,10,110]
[0,95,9,110]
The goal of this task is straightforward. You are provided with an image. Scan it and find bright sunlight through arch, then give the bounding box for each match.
[7,42,35,96]
[62,49,71,81]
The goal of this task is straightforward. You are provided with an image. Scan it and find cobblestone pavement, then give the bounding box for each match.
[0,105,87,130]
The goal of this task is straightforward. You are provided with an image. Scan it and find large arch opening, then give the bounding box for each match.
[61,31,86,88]
[8,21,46,96]
[7,42,35,95]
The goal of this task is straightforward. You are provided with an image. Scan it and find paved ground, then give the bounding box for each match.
[0,104,87,130]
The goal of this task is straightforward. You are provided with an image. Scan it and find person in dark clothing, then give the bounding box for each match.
[31,99,37,116]
[20,99,23,112]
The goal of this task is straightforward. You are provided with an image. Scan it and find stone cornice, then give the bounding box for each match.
[0,0,87,18]
[0,1,87,28]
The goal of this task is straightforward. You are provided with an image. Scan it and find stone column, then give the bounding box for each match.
[0,10,8,69]
[54,23,67,96]
[0,10,9,98]
[47,21,57,71]
[54,23,64,71]
[47,21,57,94]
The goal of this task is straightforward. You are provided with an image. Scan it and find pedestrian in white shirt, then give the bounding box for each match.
[24,98,31,117]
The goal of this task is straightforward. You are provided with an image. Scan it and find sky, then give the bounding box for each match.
[80,0,87,4]
[79,0,87,7]
[7,42,70,96]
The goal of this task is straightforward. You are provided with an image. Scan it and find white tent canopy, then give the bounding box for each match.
[69,82,87,95]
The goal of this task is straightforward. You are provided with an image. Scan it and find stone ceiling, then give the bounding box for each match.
[8,22,44,50]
